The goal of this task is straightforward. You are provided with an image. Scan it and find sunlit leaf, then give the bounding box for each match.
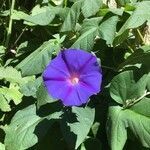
[81,0,102,18]
[110,71,149,105]
[71,17,102,50]
[37,82,57,108]
[4,104,62,150]
[0,86,23,105]
[61,1,82,32]
[61,107,95,149]
[0,67,22,84]
[99,16,119,45]
[20,77,42,98]
[107,105,150,150]
[0,143,5,150]
[115,1,150,44]
[16,39,61,76]
[0,93,11,112]
[12,5,55,26]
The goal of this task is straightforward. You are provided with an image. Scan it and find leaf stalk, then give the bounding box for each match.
[5,0,15,49]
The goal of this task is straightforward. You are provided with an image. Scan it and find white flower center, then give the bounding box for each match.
[71,77,79,85]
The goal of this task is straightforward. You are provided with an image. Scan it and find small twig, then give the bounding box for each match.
[12,26,27,48]
[101,65,117,72]
[123,91,150,109]
[137,28,144,44]
[126,40,134,53]
[4,0,15,48]
[125,43,134,53]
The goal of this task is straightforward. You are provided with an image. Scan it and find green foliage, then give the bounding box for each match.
[115,1,150,45]
[99,16,119,45]
[81,0,103,18]
[37,82,57,108]
[0,67,22,84]
[0,93,11,112]
[20,77,42,98]
[107,105,150,150]
[0,0,150,149]
[61,1,82,32]
[16,38,62,76]
[61,107,95,149]
[0,86,23,105]
[4,104,63,150]
[110,71,149,105]
[71,17,102,51]
[0,143,5,150]
[12,5,55,26]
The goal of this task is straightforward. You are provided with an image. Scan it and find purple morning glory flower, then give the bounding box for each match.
[42,49,102,106]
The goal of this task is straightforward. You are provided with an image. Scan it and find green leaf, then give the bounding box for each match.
[110,71,149,105]
[12,5,55,26]
[0,86,23,105]
[4,104,62,150]
[115,1,150,43]
[116,0,132,6]
[71,17,102,51]
[16,39,61,76]
[12,10,28,20]
[107,105,150,150]
[20,77,42,98]
[109,8,124,16]
[130,97,150,117]
[0,143,5,150]
[91,122,100,138]
[0,67,22,84]
[61,1,82,32]
[61,107,95,149]
[99,16,119,45]
[0,46,5,54]
[51,0,63,5]
[0,93,11,112]
[118,51,150,70]
[71,16,118,50]
[37,82,57,108]
[81,0,102,18]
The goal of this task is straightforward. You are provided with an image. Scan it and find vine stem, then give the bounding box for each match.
[5,0,15,48]
[137,29,144,44]
[64,0,68,7]
[124,91,150,109]
[133,91,150,104]
[12,26,27,48]
[101,65,117,72]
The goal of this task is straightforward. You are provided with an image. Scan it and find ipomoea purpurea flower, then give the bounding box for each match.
[43,49,102,106]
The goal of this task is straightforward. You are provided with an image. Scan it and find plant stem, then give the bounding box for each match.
[12,26,27,48]
[64,0,68,7]
[5,0,15,48]
[126,40,134,53]
[137,29,144,44]
[133,91,150,104]
[124,91,150,109]
[101,65,117,72]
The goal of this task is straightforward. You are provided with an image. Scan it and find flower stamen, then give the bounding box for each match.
[71,77,79,85]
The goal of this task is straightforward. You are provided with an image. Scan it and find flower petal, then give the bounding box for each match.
[62,86,84,106]
[44,51,70,78]
[80,73,102,93]
[62,81,99,106]
[61,49,96,73]
[44,79,70,100]
[43,49,103,106]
